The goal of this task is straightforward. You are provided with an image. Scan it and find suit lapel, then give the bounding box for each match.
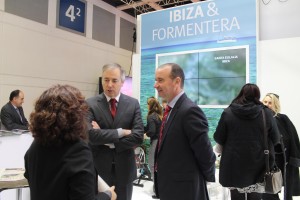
[159,94,187,153]
[113,94,127,126]
[8,103,23,124]
[97,94,114,125]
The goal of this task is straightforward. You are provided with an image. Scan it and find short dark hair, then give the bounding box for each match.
[232,83,262,105]
[159,63,185,88]
[9,90,21,101]
[30,85,88,146]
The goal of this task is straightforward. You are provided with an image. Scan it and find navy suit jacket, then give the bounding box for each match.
[155,93,216,200]
[0,102,28,130]
[86,93,144,185]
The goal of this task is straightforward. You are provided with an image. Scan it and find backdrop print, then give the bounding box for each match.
[157,46,249,107]
[139,0,257,142]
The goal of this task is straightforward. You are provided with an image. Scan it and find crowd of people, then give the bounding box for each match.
[0,62,299,200]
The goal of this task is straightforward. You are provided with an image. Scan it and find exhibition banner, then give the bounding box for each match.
[140,0,257,141]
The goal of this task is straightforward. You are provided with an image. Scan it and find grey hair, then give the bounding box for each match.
[102,63,126,82]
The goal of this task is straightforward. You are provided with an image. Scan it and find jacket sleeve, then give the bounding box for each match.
[213,110,228,146]
[184,105,216,182]
[68,143,110,200]
[86,106,120,145]
[115,100,144,152]
[281,114,300,167]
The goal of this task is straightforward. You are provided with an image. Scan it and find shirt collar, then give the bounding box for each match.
[168,90,184,108]
[104,93,121,103]
[10,102,18,109]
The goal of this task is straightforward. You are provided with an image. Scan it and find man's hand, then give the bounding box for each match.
[122,129,132,136]
[110,186,117,200]
[92,121,100,129]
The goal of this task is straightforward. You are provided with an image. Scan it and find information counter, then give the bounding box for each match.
[0,131,33,200]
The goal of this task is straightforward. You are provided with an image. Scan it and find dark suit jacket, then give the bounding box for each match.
[24,139,109,200]
[0,102,28,130]
[86,93,144,185]
[155,93,216,200]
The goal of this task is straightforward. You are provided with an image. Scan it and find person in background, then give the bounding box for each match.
[86,63,144,200]
[214,83,280,200]
[161,99,167,111]
[262,93,300,200]
[154,63,216,200]
[24,84,116,200]
[144,96,162,198]
[0,89,28,130]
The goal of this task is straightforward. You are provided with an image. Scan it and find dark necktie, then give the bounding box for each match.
[157,105,172,151]
[110,98,117,119]
[15,108,23,123]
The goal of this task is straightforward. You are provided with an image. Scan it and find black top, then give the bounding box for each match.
[145,113,161,142]
[275,114,300,199]
[214,103,280,188]
[24,139,110,200]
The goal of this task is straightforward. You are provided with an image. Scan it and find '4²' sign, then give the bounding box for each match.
[58,0,86,34]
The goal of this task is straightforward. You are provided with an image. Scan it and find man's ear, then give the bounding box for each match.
[175,77,181,86]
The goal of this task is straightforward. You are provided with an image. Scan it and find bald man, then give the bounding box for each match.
[1,90,29,130]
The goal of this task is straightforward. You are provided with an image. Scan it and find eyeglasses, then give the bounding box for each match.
[267,93,279,99]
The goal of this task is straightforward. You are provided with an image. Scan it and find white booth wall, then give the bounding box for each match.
[259,0,300,134]
[0,0,135,119]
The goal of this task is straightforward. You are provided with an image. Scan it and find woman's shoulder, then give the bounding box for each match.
[148,113,161,121]
[148,112,158,118]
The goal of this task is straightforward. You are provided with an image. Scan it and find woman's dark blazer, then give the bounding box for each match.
[275,114,300,199]
[24,139,109,200]
[145,113,161,142]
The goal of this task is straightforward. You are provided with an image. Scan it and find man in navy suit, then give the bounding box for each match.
[86,63,144,200]
[154,63,216,200]
[1,89,29,130]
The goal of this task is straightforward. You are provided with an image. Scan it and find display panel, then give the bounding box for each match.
[157,46,249,108]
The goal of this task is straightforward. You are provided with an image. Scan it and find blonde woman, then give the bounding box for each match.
[262,93,300,200]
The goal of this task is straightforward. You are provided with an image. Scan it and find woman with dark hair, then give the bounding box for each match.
[144,97,163,180]
[24,84,116,200]
[262,93,300,200]
[214,83,281,200]
[144,96,162,198]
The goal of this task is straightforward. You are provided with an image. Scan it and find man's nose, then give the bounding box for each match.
[108,81,113,87]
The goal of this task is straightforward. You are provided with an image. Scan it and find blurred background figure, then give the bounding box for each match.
[262,93,300,200]
[161,99,167,111]
[144,96,162,197]
[24,84,116,200]
[214,83,280,200]
[1,89,29,130]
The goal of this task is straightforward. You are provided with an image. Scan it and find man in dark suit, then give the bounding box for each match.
[86,63,144,200]
[1,89,29,130]
[153,63,216,200]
